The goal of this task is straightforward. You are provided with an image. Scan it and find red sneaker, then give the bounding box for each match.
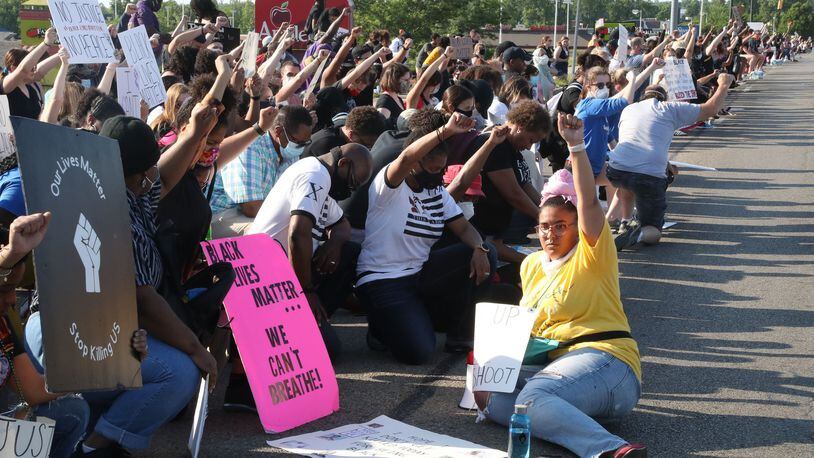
[614,444,647,457]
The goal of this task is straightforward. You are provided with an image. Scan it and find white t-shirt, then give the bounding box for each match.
[609,99,701,178]
[356,167,463,286]
[248,157,343,254]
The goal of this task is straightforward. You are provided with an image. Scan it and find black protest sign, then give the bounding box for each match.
[12,117,142,392]
[47,0,116,64]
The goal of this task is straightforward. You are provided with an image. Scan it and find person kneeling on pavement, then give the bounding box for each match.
[355,113,498,365]
[248,143,374,360]
[476,114,646,458]
[607,73,734,250]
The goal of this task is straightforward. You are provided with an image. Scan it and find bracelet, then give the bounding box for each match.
[476,244,490,253]
[250,95,261,100]
[435,127,445,143]
[567,142,587,153]
[252,123,266,136]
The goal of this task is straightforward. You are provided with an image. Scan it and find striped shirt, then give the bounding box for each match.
[356,167,463,286]
[128,179,163,288]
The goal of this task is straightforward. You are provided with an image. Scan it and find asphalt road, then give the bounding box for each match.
[144,57,814,457]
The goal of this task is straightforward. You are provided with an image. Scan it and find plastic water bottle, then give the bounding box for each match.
[508,404,531,458]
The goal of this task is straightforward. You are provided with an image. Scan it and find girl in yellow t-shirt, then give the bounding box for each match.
[476,114,646,458]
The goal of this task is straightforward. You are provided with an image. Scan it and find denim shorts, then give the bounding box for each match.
[606,166,668,228]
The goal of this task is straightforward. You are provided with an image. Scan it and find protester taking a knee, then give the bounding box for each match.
[477,113,646,458]
[356,113,497,364]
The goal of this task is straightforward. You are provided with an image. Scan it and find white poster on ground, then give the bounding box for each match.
[267,415,504,457]
[47,0,116,64]
[472,302,537,393]
[0,415,56,457]
[117,25,167,109]
[116,67,141,118]
[187,375,209,458]
[662,58,697,101]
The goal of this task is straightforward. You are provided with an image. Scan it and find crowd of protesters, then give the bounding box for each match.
[0,0,810,456]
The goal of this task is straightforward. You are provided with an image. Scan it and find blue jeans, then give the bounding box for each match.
[483,348,641,458]
[28,396,90,458]
[356,242,497,365]
[606,166,668,229]
[25,314,200,450]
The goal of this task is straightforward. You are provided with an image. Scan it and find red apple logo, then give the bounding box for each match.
[271,1,292,27]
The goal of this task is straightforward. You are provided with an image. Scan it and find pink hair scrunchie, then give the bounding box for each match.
[540,169,578,207]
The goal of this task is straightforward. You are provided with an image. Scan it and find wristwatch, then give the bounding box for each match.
[0,266,13,282]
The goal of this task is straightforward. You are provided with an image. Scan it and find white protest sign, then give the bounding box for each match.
[617,26,629,61]
[187,375,209,458]
[471,302,537,393]
[116,67,141,118]
[0,96,14,161]
[747,22,766,32]
[0,416,55,458]
[267,415,504,457]
[450,36,474,60]
[241,32,260,78]
[662,58,697,101]
[47,0,115,64]
[669,160,717,172]
[117,25,167,109]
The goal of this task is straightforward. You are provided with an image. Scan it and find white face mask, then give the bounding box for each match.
[593,87,610,99]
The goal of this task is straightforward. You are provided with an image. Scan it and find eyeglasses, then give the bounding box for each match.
[283,128,312,148]
[346,160,358,191]
[536,222,576,237]
[592,82,609,89]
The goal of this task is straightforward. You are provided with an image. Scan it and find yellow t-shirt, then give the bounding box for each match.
[519,222,642,380]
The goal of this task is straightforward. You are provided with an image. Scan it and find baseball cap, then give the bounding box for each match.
[99,116,160,176]
[351,44,373,60]
[494,41,517,58]
[502,46,532,63]
[443,165,485,197]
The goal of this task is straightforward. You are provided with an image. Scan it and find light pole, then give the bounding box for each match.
[570,0,580,77]
[700,0,705,31]
[632,8,642,31]
[565,0,571,39]
[553,0,560,45]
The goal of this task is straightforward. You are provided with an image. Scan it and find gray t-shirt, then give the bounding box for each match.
[609,99,701,178]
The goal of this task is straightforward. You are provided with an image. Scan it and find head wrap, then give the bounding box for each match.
[541,169,578,207]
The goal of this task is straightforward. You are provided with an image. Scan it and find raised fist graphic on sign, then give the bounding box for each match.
[73,213,101,293]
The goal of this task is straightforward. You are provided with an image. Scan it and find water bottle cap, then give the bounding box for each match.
[514,404,527,414]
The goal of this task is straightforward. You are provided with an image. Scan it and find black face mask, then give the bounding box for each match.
[329,149,353,201]
[411,163,444,191]
[455,108,473,118]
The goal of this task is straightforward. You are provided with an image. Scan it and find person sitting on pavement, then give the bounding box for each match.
[248,143,374,359]
[607,73,735,250]
[210,105,314,238]
[355,113,498,364]
[476,113,646,458]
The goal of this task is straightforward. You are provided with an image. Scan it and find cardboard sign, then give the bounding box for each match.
[268,415,504,457]
[241,32,260,78]
[188,375,209,458]
[0,97,14,161]
[255,0,352,47]
[47,0,115,64]
[471,302,537,393]
[0,416,55,457]
[201,234,338,433]
[617,25,629,61]
[12,117,142,392]
[747,22,766,32]
[662,58,697,101]
[115,67,141,118]
[117,25,167,109]
[450,36,474,60]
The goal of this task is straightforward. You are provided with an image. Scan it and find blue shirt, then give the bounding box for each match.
[0,167,26,216]
[575,98,629,175]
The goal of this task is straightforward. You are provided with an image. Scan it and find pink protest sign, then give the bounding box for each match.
[201,234,339,433]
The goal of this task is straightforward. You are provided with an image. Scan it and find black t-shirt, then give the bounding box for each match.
[300,125,347,159]
[469,134,531,236]
[0,82,42,119]
[375,93,404,130]
[342,130,406,229]
[156,170,212,277]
